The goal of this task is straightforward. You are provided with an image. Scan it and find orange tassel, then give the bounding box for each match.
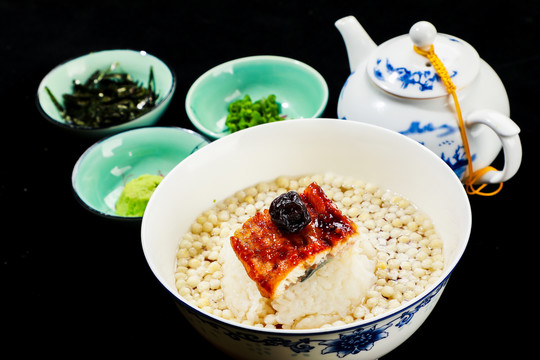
[413,45,503,196]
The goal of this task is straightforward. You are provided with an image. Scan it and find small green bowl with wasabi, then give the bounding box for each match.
[72,126,209,220]
[185,55,329,140]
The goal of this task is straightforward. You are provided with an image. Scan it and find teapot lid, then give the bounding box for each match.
[367,21,480,98]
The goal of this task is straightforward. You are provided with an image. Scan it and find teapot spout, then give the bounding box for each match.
[335,16,377,73]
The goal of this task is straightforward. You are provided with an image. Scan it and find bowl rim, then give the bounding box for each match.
[185,55,329,139]
[36,49,177,132]
[71,126,210,220]
[141,118,472,335]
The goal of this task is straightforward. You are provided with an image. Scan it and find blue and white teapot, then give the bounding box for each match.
[336,16,521,185]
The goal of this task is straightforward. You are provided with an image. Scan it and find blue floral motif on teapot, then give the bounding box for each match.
[399,120,476,179]
[373,58,457,92]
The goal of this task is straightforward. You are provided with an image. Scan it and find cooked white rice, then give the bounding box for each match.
[174,173,444,330]
[221,235,376,329]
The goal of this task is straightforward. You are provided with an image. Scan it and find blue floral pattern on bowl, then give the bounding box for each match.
[181,276,449,358]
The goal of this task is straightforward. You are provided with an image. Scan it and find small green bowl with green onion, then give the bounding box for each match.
[37,49,176,138]
[72,126,209,220]
[185,55,329,140]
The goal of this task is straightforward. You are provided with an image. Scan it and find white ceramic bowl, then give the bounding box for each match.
[141,119,471,359]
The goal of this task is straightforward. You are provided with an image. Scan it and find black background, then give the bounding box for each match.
[2,0,537,357]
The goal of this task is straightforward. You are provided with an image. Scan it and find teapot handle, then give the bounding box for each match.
[465,109,522,184]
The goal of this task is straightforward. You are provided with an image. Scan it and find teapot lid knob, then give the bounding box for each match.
[409,21,437,50]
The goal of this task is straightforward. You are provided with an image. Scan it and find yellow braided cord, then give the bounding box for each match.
[413,45,502,196]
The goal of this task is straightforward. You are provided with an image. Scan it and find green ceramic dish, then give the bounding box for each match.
[185,55,328,139]
[37,49,176,138]
[72,127,209,220]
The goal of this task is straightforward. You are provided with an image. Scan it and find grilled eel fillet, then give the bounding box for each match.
[230,182,359,299]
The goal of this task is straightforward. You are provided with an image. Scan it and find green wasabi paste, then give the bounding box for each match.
[225,94,284,133]
[115,174,163,217]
